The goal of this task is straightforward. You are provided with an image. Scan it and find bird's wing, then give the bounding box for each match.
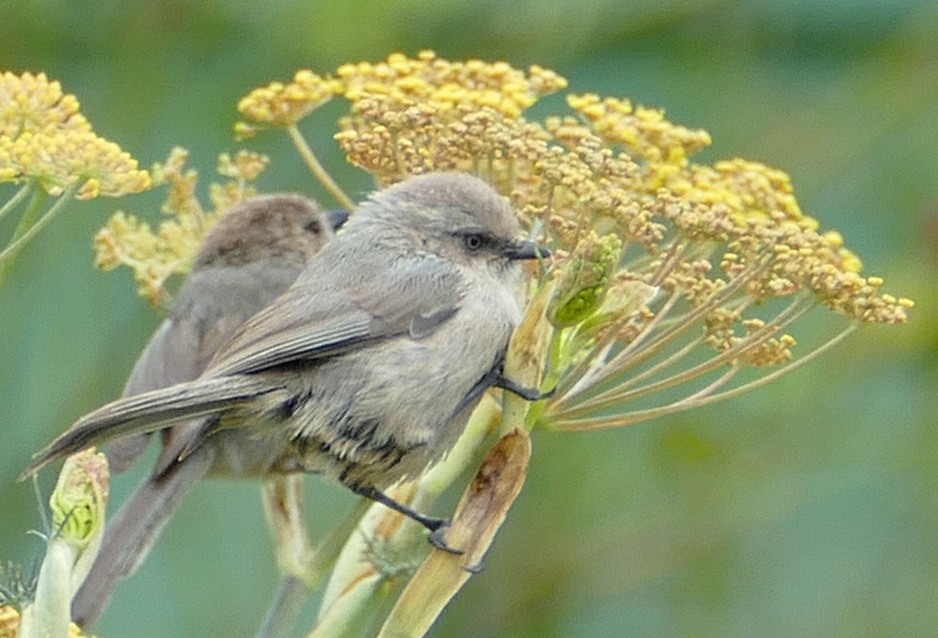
[108,263,305,472]
[205,256,466,377]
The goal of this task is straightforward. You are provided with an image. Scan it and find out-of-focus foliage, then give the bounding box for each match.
[1,2,935,636]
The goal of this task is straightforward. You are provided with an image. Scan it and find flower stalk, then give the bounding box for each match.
[18,450,108,638]
[286,125,354,210]
[225,50,916,634]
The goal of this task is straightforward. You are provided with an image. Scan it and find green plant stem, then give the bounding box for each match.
[257,577,311,638]
[19,541,75,638]
[0,183,79,264]
[256,497,371,638]
[287,125,355,210]
[0,184,59,290]
[0,181,35,224]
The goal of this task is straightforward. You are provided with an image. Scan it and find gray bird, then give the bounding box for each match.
[27,172,547,604]
[69,193,346,626]
[108,194,348,473]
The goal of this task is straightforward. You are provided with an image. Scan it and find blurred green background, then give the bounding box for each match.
[2,1,936,636]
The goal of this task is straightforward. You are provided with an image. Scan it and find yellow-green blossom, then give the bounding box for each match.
[0,71,150,198]
[0,71,90,138]
[236,69,343,135]
[567,93,712,165]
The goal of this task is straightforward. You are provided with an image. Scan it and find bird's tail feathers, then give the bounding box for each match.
[22,375,276,478]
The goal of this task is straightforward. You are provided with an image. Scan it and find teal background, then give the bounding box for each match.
[1,2,936,636]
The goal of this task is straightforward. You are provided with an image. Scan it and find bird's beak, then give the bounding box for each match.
[326,208,350,231]
[504,239,551,261]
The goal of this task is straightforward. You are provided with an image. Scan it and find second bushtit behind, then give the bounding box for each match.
[29,173,547,601]
[71,194,346,626]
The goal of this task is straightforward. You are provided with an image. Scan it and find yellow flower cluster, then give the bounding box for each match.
[94,147,269,306]
[0,71,150,199]
[237,51,564,131]
[231,52,912,431]
[236,69,343,134]
[334,53,565,184]
[336,51,567,118]
[236,50,565,185]
[567,93,712,165]
[0,71,88,137]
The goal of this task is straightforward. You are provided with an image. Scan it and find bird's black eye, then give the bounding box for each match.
[462,233,485,251]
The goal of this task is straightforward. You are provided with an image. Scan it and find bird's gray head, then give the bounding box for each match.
[194,194,348,269]
[349,173,548,272]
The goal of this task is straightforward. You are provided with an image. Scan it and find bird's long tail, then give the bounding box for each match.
[22,375,278,478]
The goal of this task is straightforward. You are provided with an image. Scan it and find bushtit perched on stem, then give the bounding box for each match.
[69,194,347,626]
[26,172,548,564]
[109,195,348,472]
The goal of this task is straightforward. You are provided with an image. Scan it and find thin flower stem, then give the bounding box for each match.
[556,289,682,400]
[611,334,704,391]
[557,330,616,399]
[257,578,311,638]
[552,322,859,431]
[0,184,74,263]
[0,182,35,224]
[648,239,687,287]
[578,296,809,415]
[555,295,813,419]
[612,255,771,368]
[577,253,773,392]
[679,365,739,403]
[287,125,355,210]
[0,184,60,291]
[615,295,810,408]
[556,257,751,407]
[621,244,669,281]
